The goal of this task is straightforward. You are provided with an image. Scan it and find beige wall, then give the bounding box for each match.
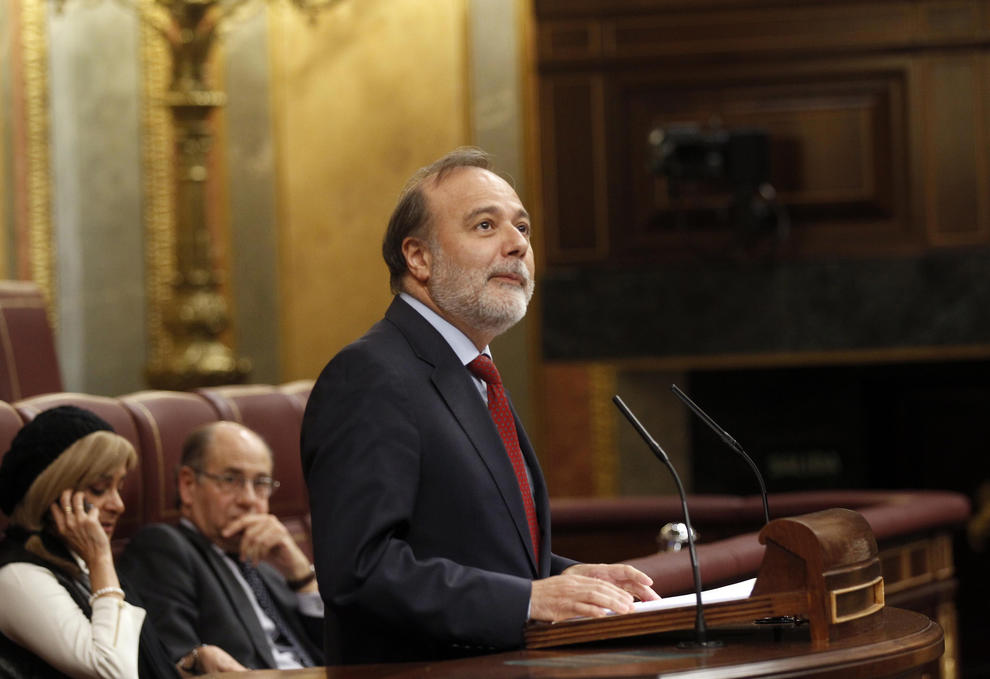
[269,0,471,380]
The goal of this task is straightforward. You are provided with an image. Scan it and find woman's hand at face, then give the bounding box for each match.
[49,489,111,564]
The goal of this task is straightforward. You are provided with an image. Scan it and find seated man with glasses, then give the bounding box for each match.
[120,422,324,673]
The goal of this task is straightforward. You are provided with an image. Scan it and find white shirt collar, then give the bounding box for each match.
[178,517,228,558]
[399,293,490,365]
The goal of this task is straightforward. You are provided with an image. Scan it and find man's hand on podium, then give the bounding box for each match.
[529,563,659,622]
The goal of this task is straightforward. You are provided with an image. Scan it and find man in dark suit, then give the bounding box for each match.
[120,422,324,674]
[301,147,658,665]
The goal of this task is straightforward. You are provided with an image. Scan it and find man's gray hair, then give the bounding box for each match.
[381,147,496,293]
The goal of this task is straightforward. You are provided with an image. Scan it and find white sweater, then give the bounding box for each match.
[0,560,146,679]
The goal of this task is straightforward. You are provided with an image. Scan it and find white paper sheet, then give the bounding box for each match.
[631,577,756,613]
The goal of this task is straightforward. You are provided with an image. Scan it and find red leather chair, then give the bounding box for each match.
[279,379,314,416]
[0,400,25,458]
[12,393,144,550]
[120,391,220,527]
[13,393,141,448]
[0,401,25,536]
[0,281,63,401]
[196,384,312,557]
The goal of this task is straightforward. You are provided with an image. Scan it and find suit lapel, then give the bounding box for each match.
[386,298,539,574]
[177,524,277,669]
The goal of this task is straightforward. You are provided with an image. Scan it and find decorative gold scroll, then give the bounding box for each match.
[19,0,55,315]
[139,0,175,373]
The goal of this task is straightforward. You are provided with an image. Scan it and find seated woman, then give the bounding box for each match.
[0,405,179,678]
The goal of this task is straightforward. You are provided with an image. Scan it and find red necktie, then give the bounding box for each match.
[467,355,540,564]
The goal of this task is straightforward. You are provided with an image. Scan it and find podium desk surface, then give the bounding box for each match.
[204,607,941,679]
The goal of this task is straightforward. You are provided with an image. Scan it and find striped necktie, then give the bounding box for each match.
[235,560,313,667]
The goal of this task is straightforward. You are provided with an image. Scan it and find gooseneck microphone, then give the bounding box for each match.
[613,395,721,648]
[671,384,770,526]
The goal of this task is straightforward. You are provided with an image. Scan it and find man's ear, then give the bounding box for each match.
[402,236,432,284]
[177,466,197,508]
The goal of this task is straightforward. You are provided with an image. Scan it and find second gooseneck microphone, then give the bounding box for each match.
[671,384,770,526]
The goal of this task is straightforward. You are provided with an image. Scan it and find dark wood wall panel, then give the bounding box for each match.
[538,21,601,62]
[603,5,916,59]
[610,65,912,260]
[535,0,990,266]
[921,1,989,37]
[538,1,990,63]
[924,55,990,245]
[539,75,609,262]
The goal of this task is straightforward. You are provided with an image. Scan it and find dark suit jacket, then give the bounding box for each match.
[118,522,324,670]
[301,296,577,664]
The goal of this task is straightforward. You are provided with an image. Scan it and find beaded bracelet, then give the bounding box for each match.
[88,586,125,607]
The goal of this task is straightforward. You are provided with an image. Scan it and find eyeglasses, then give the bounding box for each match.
[194,470,280,498]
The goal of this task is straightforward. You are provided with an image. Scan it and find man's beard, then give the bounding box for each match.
[427,246,534,338]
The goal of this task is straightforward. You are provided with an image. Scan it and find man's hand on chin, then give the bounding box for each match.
[221,514,313,584]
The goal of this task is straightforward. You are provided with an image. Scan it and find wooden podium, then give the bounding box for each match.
[526,508,887,648]
[211,509,943,678]
[216,607,942,678]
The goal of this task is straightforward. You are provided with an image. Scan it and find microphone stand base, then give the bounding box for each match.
[676,639,725,649]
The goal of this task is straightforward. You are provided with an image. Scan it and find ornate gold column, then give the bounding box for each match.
[139,1,176,387]
[16,0,56,307]
[140,0,343,389]
[143,1,250,389]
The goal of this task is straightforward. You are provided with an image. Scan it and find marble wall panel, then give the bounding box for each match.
[49,4,145,395]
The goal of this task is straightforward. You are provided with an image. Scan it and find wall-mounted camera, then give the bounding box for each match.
[649,125,769,188]
[648,124,787,254]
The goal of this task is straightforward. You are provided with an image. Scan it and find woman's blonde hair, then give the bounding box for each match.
[9,430,137,572]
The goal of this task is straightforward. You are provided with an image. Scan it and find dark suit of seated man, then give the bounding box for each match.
[120,422,324,674]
